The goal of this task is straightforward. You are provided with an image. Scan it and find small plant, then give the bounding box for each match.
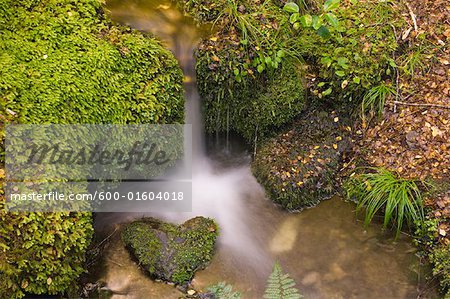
[283,0,340,37]
[207,281,241,299]
[361,83,396,120]
[429,245,450,297]
[400,45,431,78]
[345,168,425,238]
[264,262,302,299]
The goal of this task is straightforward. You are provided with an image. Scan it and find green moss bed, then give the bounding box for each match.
[122,217,218,285]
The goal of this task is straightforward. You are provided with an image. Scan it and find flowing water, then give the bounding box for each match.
[91,1,437,298]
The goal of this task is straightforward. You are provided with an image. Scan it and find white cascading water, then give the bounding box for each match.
[107,0,272,273]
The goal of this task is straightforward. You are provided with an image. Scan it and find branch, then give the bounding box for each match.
[404,2,418,32]
[390,101,450,109]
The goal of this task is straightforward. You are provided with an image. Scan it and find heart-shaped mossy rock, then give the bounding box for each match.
[122,216,218,285]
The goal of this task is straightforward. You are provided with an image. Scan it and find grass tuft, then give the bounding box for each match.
[361,83,396,120]
[345,168,425,238]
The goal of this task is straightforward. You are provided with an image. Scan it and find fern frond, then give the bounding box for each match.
[263,262,302,299]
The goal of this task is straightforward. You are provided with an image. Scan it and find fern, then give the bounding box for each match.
[263,262,302,299]
[207,281,241,299]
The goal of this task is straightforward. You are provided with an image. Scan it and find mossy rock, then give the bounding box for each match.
[190,0,305,142]
[122,217,218,285]
[252,107,353,211]
[196,47,306,141]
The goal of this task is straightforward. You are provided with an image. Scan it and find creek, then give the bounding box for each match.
[90,1,435,298]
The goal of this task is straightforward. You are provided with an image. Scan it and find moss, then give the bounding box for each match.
[196,51,306,141]
[0,0,184,129]
[252,107,352,210]
[429,245,450,297]
[187,0,404,138]
[188,0,306,142]
[0,0,184,298]
[122,217,218,285]
[0,205,94,299]
[295,0,404,104]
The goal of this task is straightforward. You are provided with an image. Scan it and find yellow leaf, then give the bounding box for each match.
[431,126,443,137]
[335,136,342,141]
[333,117,339,122]
[333,144,338,149]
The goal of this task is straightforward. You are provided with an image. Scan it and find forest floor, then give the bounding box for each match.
[356,0,450,245]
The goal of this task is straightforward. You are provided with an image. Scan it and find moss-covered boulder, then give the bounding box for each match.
[196,53,306,141]
[252,107,352,210]
[122,217,218,285]
[0,0,184,128]
[186,0,305,142]
[0,0,184,298]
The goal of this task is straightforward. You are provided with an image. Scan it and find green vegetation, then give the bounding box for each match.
[263,262,302,299]
[181,0,404,143]
[193,0,306,142]
[122,217,218,285]
[0,0,184,297]
[361,83,396,120]
[0,0,183,128]
[345,168,425,237]
[399,43,433,78]
[429,245,450,298]
[301,0,402,105]
[205,263,301,299]
[0,210,93,299]
[197,58,305,141]
[207,282,241,299]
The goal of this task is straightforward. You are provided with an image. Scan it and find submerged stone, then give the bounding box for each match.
[122,217,218,285]
[252,107,353,211]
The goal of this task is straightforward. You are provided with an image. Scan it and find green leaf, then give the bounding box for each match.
[335,70,345,77]
[293,22,301,30]
[322,87,332,95]
[257,64,265,73]
[276,50,285,58]
[318,82,326,87]
[389,59,397,68]
[320,56,332,67]
[325,13,339,28]
[317,25,331,38]
[312,15,323,30]
[233,69,240,76]
[353,76,361,84]
[323,0,340,12]
[290,13,299,24]
[337,57,349,69]
[299,14,312,27]
[283,2,299,13]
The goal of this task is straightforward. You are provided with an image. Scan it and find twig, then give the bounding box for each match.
[390,101,450,109]
[108,258,124,267]
[97,226,119,248]
[404,2,418,32]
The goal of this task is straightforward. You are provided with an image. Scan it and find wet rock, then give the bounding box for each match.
[122,217,218,285]
[301,272,320,286]
[252,107,353,210]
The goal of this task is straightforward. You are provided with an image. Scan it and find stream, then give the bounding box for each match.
[89,1,437,298]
